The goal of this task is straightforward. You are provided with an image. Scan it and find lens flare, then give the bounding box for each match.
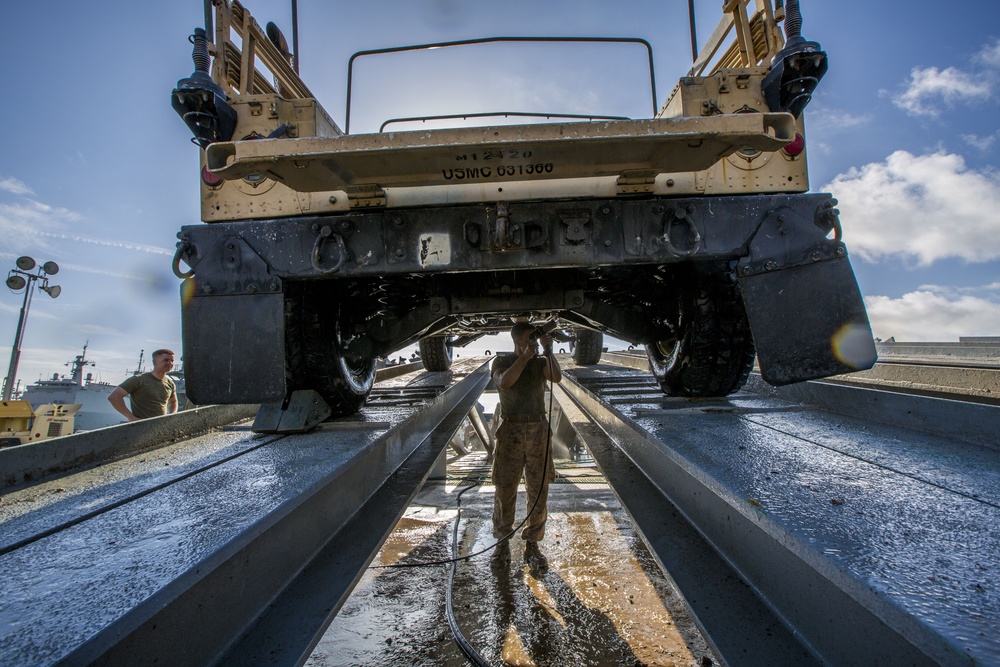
[831,322,878,370]
[180,278,197,307]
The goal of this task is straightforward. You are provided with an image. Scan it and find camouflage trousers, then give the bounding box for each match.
[491,419,555,542]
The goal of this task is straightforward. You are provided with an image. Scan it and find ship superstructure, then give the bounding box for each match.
[19,343,125,431]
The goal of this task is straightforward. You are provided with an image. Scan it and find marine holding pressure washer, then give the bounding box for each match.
[490,322,563,569]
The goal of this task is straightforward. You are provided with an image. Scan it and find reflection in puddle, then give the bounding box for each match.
[309,458,719,667]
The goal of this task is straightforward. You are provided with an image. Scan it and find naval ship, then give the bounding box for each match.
[18,343,125,432]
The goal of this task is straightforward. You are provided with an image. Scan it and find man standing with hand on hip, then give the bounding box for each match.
[108,349,178,422]
[490,322,562,570]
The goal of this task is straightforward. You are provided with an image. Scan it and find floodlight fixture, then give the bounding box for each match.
[3,256,66,400]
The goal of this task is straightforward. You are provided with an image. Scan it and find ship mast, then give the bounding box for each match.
[69,342,96,387]
[132,349,145,377]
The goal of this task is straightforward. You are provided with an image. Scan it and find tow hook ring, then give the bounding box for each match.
[662,216,702,258]
[172,242,195,279]
[311,226,347,274]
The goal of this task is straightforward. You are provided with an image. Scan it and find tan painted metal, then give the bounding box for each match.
[205,114,795,192]
[827,364,1000,403]
[211,0,313,100]
[660,70,809,193]
[200,94,342,221]
[603,351,1000,403]
[689,0,783,76]
[196,0,805,221]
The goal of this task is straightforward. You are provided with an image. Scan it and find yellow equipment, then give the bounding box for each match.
[0,401,82,447]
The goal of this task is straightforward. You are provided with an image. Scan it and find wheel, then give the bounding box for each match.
[572,329,604,365]
[646,276,755,397]
[286,287,376,416]
[419,335,454,371]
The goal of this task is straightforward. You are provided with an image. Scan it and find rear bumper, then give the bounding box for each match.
[180,193,829,280]
[178,192,875,402]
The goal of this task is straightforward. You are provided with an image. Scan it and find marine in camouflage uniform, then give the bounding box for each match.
[491,322,562,566]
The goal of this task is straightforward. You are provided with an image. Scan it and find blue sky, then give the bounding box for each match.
[1,0,998,389]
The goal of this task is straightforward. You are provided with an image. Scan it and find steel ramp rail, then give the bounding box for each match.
[556,364,1000,667]
[0,404,258,491]
[0,365,421,492]
[0,360,489,667]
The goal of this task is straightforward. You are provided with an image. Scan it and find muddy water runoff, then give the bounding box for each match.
[307,449,720,667]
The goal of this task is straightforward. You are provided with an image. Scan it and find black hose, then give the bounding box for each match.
[446,479,493,667]
[375,351,558,666]
[784,0,802,40]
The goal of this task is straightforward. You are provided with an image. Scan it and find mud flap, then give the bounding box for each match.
[739,257,877,385]
[182,287,286,404]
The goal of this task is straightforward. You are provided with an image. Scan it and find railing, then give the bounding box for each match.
[689,0,785,76]
[345,36,658,135]
[208,0,313,99]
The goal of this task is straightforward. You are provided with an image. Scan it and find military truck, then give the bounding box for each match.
[171,0,876,418]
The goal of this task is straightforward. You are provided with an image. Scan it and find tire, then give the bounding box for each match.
[646,277,755,397]
[419,335,454,371]
[572,329,604,365]
[286,287,376,416]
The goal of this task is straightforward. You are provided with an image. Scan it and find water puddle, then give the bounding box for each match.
[309,453,719,666]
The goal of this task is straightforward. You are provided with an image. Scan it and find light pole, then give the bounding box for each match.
[3,257,61,401]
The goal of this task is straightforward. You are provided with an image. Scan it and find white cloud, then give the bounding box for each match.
[960,131,1000,151]
[0,200,81,249]
[974,37,1000,68]
[75,323,120,336]
[36,232,172,257]
[916,282,1000,297]
[824,150,1000,265]
[0,177,34,196]
[887,38,1000,117]
[807,109,872,131]
[889,66,991,117]
[53,263,146,281]
[0,196,170,258]
[865,286,1000,341]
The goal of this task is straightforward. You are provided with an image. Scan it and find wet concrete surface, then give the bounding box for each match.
[309,452,719,667]
[0,361,496,666]
[0,384,478,665]
[0,423,267,551]
[566,364,1000,665]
